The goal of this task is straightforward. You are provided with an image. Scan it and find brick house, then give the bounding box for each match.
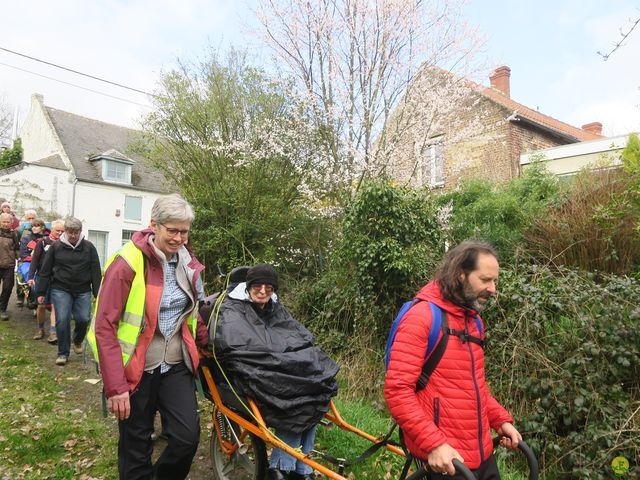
[380,65,603,190]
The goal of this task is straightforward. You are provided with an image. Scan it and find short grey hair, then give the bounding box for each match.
[64,217,83,231]
[0,213,11,222]
[24,209,37,218]
[151,194,194,225]
[51,219,65,229]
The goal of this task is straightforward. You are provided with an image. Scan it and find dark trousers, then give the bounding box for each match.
[425,455,500,480]
[0,267,14,311]
[118,363,200,480]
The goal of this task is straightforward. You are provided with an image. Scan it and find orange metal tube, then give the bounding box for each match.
[325,401,405,457]
[201,364,404,478]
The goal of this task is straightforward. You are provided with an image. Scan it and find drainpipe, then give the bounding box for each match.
[71,177,78,216]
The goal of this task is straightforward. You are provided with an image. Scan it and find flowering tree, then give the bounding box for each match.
[140,51,335,280]
[254,0,483,191]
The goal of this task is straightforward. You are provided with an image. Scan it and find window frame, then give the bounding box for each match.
[102,159,132,184]
[124,195,142,222]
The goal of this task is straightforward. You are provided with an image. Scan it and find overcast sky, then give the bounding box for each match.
[1,0,638,137]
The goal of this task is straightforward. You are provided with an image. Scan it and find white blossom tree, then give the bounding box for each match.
[139,50,336,277]
[254,0,484,191]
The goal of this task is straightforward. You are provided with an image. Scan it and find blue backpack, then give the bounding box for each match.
[384,299,484,392]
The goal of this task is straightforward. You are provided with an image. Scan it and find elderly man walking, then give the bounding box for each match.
[37,217,101,366]
[0,213,19,320]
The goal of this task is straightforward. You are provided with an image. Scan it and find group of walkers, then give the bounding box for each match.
[1,193,522,480]
[0,199,101,367]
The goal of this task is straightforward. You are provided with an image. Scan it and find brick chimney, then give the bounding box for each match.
[581,122,602,135]
[489,66,511,98]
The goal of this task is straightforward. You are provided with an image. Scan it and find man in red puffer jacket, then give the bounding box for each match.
[385,240,521,479]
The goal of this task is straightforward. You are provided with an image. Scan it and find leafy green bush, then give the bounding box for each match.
[0,138,22,169]
[296,179,442,346]
[485,265,640,479]
[438,162,560,261]
[140,50,334,286]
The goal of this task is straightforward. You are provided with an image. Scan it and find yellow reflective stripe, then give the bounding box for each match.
[121,311,143,327]
[187,310,197,337]
[88,241,146,366]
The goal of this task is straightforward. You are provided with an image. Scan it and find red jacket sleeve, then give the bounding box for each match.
[486,391,513,431]
[94,256,134,398]
[384,303,447,457]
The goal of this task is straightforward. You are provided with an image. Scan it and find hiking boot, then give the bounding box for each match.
[47,332,58,344]
[73,342,84,354]
[16,299,24,308]
[33,328,45,340]
[55,356,67,366]
[0,311,8,321]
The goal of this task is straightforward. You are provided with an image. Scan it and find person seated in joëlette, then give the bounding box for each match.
[213,264,339,480]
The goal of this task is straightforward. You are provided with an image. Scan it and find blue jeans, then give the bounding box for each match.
[50,289,92,358]
[269,425,317,475]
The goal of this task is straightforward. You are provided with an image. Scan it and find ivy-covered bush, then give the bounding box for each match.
[485,265,640,479]
[295,179,442,348]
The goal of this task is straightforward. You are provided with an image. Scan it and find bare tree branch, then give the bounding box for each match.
[597,15,640,61]
[254,0,484,193]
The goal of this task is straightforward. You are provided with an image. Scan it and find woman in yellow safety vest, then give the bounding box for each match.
[88,193,209,480]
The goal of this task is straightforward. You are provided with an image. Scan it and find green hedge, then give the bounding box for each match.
[485,265,640,479]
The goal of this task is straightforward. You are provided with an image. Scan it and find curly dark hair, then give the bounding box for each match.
[435,240,498,306]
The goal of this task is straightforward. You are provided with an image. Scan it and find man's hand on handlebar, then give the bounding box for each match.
[428,443,464,476]
[498,422,522,450]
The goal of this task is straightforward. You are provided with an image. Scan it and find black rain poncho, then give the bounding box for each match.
[212,284,339,433]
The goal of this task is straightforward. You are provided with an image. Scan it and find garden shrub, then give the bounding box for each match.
[438,162,560,262]
[485,264,640,479]
[524,168,640,275]
[296,179,443,347]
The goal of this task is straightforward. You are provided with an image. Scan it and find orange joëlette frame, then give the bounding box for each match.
[200,364,405,480]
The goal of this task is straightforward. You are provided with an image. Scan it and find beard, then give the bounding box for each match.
[462,281,493,312]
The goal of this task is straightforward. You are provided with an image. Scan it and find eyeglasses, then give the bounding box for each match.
[159,223,190,238]
[249,284,274,294]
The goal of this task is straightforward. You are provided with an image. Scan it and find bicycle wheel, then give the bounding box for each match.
[210,411,268,480]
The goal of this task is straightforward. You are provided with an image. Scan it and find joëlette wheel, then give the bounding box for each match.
[211,413,267,480]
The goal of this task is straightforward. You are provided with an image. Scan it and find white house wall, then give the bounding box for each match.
[72,182,161,259]
[0,165,71,215]
[20,95,69,167]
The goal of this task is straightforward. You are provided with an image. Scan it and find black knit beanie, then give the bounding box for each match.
[246,264,279,291]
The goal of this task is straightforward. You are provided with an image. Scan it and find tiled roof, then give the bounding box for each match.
[31,154,67,170]
[478,86,602,142]
[44,107,167,193]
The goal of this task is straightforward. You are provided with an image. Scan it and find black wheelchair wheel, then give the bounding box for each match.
[210,412,268,480]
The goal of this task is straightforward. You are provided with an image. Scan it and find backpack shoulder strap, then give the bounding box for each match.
[416,302,448,392]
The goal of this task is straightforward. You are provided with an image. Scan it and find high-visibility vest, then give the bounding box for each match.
[87,241,197,367]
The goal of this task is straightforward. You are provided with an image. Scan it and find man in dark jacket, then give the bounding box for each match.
[37,217,101,366]
[0,213,19,320]
[385,240,521,479]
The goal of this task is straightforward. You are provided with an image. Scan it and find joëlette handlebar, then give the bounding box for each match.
[404,459,475,480]
[492,436,539,480]
[405,438,539,480]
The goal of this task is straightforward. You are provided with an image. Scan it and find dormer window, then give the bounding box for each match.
[104,160,131,183]
[89,149,134,185]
